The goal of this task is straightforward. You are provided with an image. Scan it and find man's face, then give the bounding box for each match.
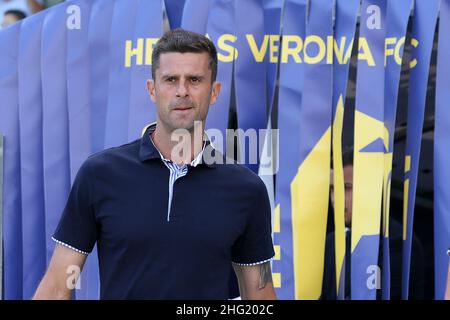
[147,52,221,132]
[1,13,19,28]
[330,164,353,228]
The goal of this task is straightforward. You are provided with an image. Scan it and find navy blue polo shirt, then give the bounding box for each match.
[53,124,275,299]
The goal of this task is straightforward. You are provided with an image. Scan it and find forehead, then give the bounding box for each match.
[330,165,353,182]
[156,52,211,76]
[4,13,17,21]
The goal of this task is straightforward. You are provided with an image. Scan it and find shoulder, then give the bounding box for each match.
[73,139,141,183]
[216,157,268,194]
[83,139,141,169]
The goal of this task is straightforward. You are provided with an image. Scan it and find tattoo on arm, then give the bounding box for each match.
[258,262,273,290]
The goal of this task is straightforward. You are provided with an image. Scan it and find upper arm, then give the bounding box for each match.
[233,261,277,300]
[33,244,88,300]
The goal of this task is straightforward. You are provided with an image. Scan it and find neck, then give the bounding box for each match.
[152,121,205,165]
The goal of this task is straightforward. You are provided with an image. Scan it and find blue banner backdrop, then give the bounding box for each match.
[434,0,450,300]
[402,0,439,299]
[380,0,411,300]
[41,2,71,277]
[0,0,448,299]
[18,11,47,300]
[290,0,333,300]
[351,0,386,300]
[234,0,267,173]
[331,0,359,300]
[88,0,115,154]
[204,0,235,153]
[0,22,22,300]
[263,0,282,114]
[181,0,210,34]
[273,0,307,300]
[104,0,140,149]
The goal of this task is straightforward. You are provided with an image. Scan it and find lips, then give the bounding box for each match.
[172,103,194,112]
[173,107,193,113]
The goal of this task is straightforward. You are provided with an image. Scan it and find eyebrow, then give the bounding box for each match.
[161,73,206,79]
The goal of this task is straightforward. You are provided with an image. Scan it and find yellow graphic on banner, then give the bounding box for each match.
[332,96,346,294]
[351,111,386,252]
[291,127,331,300]
[125,38,158,67]
[273,204,281,288]
[124,36,419,67]
[274,245,281,260]
[403,155,411,240]
[273,273,281,289]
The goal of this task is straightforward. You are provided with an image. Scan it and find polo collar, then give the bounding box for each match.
[139,122,217,168]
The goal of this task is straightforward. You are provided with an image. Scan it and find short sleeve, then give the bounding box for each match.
[231,179,275,265]
[52,159,97,254]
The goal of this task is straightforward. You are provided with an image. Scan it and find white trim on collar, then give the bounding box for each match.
[146,123,210,167]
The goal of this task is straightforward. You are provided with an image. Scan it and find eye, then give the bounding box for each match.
[190,77,201,84]
[165,76,176,83]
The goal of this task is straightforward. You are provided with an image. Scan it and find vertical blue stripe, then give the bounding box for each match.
[298,0,333,165]
[332,0,359,116]
[351,0,387,300]
[41,2,71,266]
[295,0,333,298]
[67,0,92,183]
[18,10,47,300]
[0,22,23,300]
[104,0,140,148]
[85,0,116,299]
[88,0,115,153]
[66,0,98,300]
[402,0,439,299]
[274,0,307,300]
[163,0,186,29]
[263,0,282,112]
[127,0,162,142]
[434,0,450,300]
[235,0,266,172]
[205,0,235,153]
[181,0,211,33]
[332,0,359,299]
[381,0,412,300]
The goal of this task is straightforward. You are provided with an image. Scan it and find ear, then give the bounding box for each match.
[209,81,221,106]
[147,79,157,103]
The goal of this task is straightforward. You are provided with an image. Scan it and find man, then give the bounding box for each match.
[33,29,276,300]
[1,9,25,28]
[0,0,43,26]
[321,147,425,299]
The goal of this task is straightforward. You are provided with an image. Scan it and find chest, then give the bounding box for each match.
[94,167,252,252]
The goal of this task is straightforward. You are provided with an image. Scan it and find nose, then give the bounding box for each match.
[176,79,189,98]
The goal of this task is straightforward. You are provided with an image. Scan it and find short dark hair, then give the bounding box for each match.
[342,146,353,167]
[151,28,218,82]
[331,146,353,168]
[4,9,27,21]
